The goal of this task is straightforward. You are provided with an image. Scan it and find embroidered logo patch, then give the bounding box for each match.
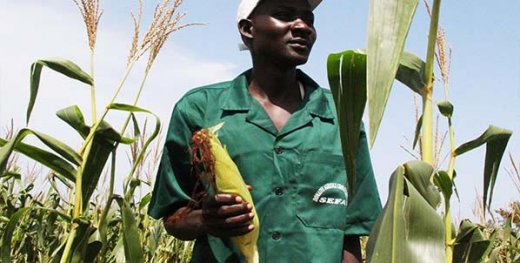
[312,183,348,206]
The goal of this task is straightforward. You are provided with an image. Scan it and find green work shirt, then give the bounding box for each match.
[148,69,382,263]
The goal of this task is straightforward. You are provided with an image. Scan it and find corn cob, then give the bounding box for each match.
[191,122,260,263]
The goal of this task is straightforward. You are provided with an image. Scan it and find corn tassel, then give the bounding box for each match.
[191,122,260,263]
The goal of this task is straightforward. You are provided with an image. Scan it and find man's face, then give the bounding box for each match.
[249,0,317,67]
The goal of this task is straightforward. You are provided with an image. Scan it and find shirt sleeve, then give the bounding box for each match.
[147,101,197,219]
[344,123,383,236]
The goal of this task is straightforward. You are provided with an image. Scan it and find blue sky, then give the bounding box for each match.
[0,0,519,220]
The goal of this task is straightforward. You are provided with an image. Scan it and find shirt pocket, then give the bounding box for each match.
[292,152,348,230]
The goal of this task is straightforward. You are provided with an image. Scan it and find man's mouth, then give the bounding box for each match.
[288,39,310,52]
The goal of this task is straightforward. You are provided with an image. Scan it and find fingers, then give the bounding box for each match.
[201,194,255,237]
[203,194,242,209]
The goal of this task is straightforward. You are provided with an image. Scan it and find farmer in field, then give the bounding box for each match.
[148,0,382,262]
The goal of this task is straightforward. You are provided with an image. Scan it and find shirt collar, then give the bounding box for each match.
[220,69,334,120]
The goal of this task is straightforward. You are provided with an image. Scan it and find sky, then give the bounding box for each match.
[0,0,519,221]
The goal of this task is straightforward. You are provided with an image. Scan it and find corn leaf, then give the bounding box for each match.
[453,220,491,262]
[109,235,126,263]
[327,50,427,197]
[115,196,145,263]
[81,132,116,211]
[367,0,419,146]
[97,121,136,145]
[437,100,454,118]
[139,193,152,211]
[433,170,453,201]
[327,50,367,199]
[28,59,93,124]
[396,51,428,95]
[0,128,80,175]
[0,138,76,182]
[57,106,91,138]
[413,114,423,149]
[131,113,141,137]
[85,230,102,262]
[403,160,441,209]
[1,171,21,182]
[81,117,140,211]
[69,219,95,263]
[57,105,135,144]
[1,207,71,263]
[454,125,512,211]
[366,161,445,262]
[1,207,30,262]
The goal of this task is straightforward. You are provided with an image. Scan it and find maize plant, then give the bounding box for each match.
[0,0,198,262]
[327,0,514,262]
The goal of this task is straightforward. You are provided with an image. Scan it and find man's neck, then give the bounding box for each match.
[249,65,301,105]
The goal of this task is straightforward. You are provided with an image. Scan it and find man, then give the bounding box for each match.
[148,0,382,262]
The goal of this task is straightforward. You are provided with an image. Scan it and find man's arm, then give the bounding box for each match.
[343,235,362,263]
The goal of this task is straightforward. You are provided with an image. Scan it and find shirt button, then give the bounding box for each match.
[272,231,281,240]
[274,146,283,154]
[274,187,284,196]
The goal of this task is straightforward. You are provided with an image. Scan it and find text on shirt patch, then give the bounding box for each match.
[312,183,348,206]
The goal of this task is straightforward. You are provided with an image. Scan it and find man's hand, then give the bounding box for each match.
[201,194,255,237]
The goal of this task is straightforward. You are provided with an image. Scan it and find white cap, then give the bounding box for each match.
[236,0,322,23]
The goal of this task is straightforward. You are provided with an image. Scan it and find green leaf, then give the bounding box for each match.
[125,178,141,201]
[81,132,116,211]
[367,0,419,146]
[0,128,80,175]
[81,116,143,210]
[433,170,453,201]
[57,106,91,138]
[1,207,30,262]
[454,125,513,211]
[437,100,454,118]
[131,113,141,138]
[85,230,102,262]
[1,171,21,182]
[327,50,367,199]
[109,235,126,263]
[70,219,93,263]
[366,162,445,262]
[453,220,491,262]
[1,207,71,263]
[403,160,441,209]
[139,193,152,211]
[97,121,136,145]
[57,105,135,144]
[413,114,423,149]
[395,51,428,95]
[114,196,144,263]
[0,137,76,182]
[28,59,93,124]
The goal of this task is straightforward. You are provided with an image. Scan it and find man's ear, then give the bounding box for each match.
[238,19,253,40]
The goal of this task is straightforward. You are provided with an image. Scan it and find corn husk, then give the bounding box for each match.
[191,123,259,263]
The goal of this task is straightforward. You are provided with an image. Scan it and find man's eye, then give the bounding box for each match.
[273,12,294,21]
[303,16,314,26]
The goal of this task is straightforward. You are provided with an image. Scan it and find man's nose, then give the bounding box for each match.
[291,18,314,35]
